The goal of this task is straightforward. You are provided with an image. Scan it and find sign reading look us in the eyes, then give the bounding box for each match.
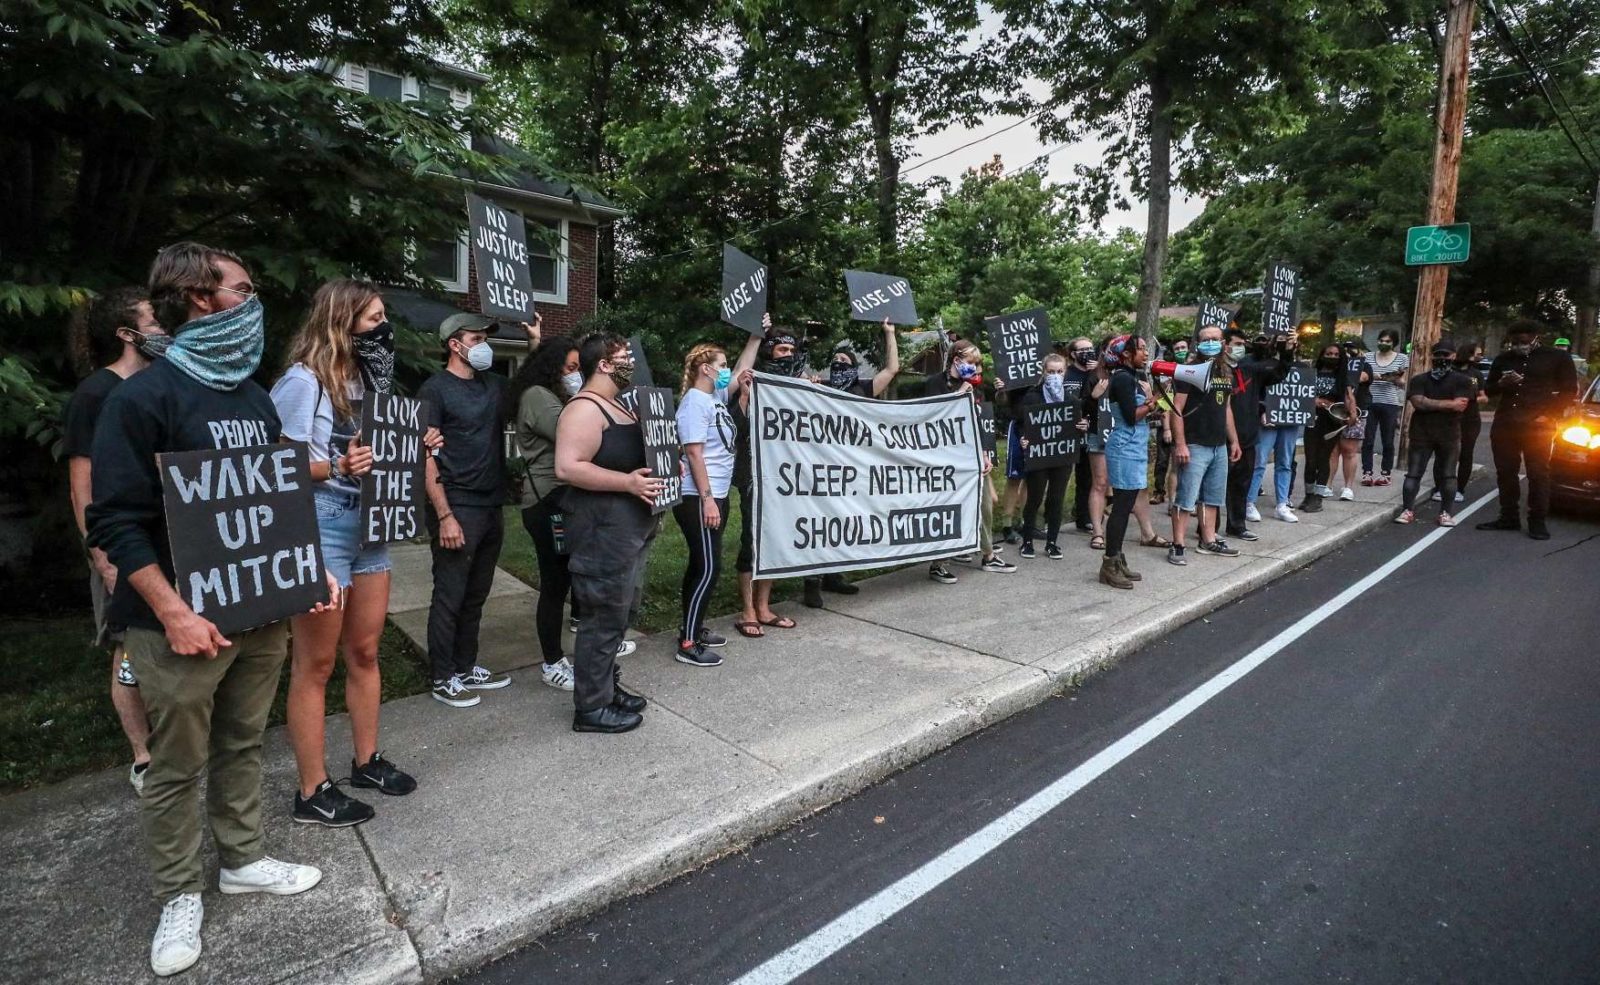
[359,393,428,545]
[985,307,1049,390]
[1262,262,1300,340]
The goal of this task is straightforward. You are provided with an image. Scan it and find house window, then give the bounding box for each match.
[420,83,453,107]
[527,218,567,303]
[419,234,468,293]
[367,69,404,102]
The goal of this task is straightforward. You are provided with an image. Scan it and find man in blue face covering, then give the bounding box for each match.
[86,242,329,977]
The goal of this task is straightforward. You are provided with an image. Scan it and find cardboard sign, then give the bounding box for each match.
[985,307,1049,390]
[159,442,327,635]
[627,335,654,387]
[1264,362,1317,427]
[976,400,998,456]
[1021,401,1078,471]
[467,192,535,322]
[750,373,981,577]
[1195,299,1232,334]
[721,244,769,336]
[359,394,427,545]
[1262,262,1300,339]
[844,270,918,325]
[636,386,683,514]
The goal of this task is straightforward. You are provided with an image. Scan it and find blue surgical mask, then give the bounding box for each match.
[956,362,979,380]
[466,341,494,372]
[1197,339,1223,358]
[561,371,583,396]
[714,367,732,390]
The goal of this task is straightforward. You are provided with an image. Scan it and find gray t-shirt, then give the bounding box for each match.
[418,369,507,508]
[270,364,363,496]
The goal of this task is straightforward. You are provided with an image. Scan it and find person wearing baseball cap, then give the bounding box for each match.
[1394,340,1475,527]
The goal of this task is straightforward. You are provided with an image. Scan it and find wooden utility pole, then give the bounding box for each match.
[1578,174,1600,357]
[1409,0,1476,374]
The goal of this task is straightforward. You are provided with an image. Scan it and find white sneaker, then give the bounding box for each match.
[219,856,323,896]
[1429,489,1442,502]
[1245,503,1262,523]
[130,762,148,795]
[151,892,203,977]
[1338,487,1355,501]
[1274,503,1300,524]
[1315,484,1334,497]
[541,657,575,691]
[616,639,637,658]
[1454,491,1465,503]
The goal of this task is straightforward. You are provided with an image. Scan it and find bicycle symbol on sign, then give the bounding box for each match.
[1411,227,1464,253]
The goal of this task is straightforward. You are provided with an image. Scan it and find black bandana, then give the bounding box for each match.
[828,365,859,391]
[353,321,396,394]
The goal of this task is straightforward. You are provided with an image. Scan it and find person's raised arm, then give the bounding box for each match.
[870,317,900,397]
[728,319,765,399]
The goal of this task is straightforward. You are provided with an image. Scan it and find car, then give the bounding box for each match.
[1550,376,1600,508]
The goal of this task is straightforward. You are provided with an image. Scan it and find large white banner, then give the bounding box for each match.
[751,372,983,578]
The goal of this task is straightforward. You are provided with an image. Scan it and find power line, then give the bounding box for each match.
[1500,1,1600,165]
[1481,0,1600,178]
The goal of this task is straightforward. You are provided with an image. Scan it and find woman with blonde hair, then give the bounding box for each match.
[270,279,430,827]
[673,342,738,667]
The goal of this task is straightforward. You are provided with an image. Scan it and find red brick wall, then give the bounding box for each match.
[456,221,600,340]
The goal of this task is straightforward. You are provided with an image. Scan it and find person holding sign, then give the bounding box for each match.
[86,243,332,977]
[923,341,1016,581]
[556,333,664,733]
[1299,343,1353,514]
[673,344,738,667]
[1065,338,1102,535]
[1222,328,1288,543]
[1014,353,1076,559]
[1099,335,1155,589]
[271,280,428,829]
[738,321,816,620]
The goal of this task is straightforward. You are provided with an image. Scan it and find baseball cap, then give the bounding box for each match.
[438,312,497,341]
[1430,341,1454,358]
[1555,336,1572,347]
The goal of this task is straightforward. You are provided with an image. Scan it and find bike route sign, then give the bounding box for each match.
[1405,223,1471,266]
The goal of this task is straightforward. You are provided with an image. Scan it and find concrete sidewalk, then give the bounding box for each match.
[3,476,1421,984]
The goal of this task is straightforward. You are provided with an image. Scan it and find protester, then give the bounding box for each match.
[86,242,331,976]
[736,319,806,625]
[997,403,1029,545]
[1476,319,1579,540]
[1223,329,1287,542]
[272,279,428,827]
[1100,335,1154,589]
[419,312,537,706]
[1247,406,1302,524]
[1015,353,1076,559]
[1331,341,1371,500]
[1299,343,1351,513]
[1440,340,1487,502]
[925,340,1016,580]
[1362,328,1407,486]
[1168,326,1241,564]
[1394,341,1475,526]
[1083,345,1114,551]
[555,333,665,733]
[64,286,168,794]
[673,343,737,667]
[1066,337,1101,534]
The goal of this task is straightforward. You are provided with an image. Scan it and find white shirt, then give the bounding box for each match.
[676,387,736,499]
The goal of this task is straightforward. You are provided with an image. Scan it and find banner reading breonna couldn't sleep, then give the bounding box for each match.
[750,372,983,578]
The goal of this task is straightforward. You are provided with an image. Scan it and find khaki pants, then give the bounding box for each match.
[125,622,289,901]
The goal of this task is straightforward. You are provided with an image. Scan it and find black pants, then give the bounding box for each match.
[1225,442,1257,535]
[1362,402,1401,474]
[567,491,657,713]
[1403,429,1461,510]
[1490,417,1554,521]
[1453,413,1482,493]
[735,484,756,574]
[674,495,727,644]
[426,504,503,684]
[520,496,572,664]
[1105,487,1139,556]
[1022,462,1073,545]
[1152,435,1172,494]
[1303,411,1338,492]
[1072,452,1093,528]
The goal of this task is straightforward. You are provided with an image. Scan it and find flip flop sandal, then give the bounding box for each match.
[1089,535,1106,550]
[734,621,765,639]
[1140,535,1172,548]
[759,615,797,629]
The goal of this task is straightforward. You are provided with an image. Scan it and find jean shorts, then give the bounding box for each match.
[315,488,392,588]
[1085,429,1107,454]
[1176,443,1229,510]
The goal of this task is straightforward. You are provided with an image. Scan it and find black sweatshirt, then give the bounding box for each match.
[1485,347,1578,421]
[85,358,282,632]
[1228,355,1288,446]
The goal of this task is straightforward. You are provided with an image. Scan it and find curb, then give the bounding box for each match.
[405,503,1400,981]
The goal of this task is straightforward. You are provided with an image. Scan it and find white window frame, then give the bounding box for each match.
[526,217,568,306]
[418,231,470,295]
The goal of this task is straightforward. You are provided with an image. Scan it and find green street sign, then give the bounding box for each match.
[1405,223,1471,265]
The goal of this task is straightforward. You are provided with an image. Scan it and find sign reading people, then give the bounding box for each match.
[985,307,1049,390]
[720,244,769,335]
[750,373,981,577]
[1021,401,1077,470]
[1264,363,1317,427]
[159,442,327,635]
[636,385,683,514]
[359,394,427,545]
[467,192,535,322]
[844,270,918,325]
[1262,262,1301,340]
[1195,299,1232,334]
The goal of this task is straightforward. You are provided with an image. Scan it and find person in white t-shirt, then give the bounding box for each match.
[673,343,738,667]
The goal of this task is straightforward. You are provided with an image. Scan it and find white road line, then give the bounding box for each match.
[730,491,1500,985]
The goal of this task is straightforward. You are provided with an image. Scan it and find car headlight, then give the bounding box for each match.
[1560,424,1600,449]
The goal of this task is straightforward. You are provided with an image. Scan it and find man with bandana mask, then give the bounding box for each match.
[1394,340,1475,527]
[1477,319,1579,539]
[86,242,337,977]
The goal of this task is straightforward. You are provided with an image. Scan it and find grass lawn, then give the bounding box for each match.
[1,614,430,793]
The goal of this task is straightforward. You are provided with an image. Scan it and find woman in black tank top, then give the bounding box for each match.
[554,334,665,734]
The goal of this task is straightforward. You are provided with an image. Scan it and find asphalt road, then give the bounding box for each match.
[463,479,1600,985]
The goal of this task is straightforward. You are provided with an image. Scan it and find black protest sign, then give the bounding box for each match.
[159,442,327,635]
[467,193,535,322]
[1264,362,1317,427]
[627,335,654,387]
[844,270,918,325]
[985,307,1049,390]
[721,244,769,336]
[636,386,683,514]
[1262,262,1301,339]
[976,400,998,456]
[1195,299,1231,334]
[359,393,427,545]
[1022,401,1078,471]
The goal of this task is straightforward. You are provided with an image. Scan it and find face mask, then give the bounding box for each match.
[609,359,635,388]
[162,294,265,391]
[713,367,732,391]
[1430,364,1452,380]
[461,340,493,372]
[561,371,583,396]
[133,331,174,359]
[1042,372,1066,403]
[955,361,979,380]
[1377,342,1394,352]
[1509,343,1532,355]
[1197,339,1223,358]
[760,353,805,378]
[829,364,858,391]
[1072,350,1095,367]
[353,320,396,394]
[1172,349,1188,362]
[1226,344,1247,362]
[1318,357,1337,370]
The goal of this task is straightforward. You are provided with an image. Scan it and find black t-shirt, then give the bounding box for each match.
[1227,356,1287,445]
[1407,370,1476,440]
[1349,355,1374,410]
[1177,364,1233,447]
[418,369,509,508]
[62,368,123,459]
[1065,366,1096,430]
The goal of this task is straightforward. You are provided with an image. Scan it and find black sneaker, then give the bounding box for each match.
[1197,539,1240,557]
[802,578,825,608]
[1476,515,1520,531]
[820,573,860,595]
[675,643,723,668]
[460,665,511,690]
[431,676,480,708]
[929,563,957,584]
[1045,542,1063,560]
[350,752,417,796]
[1228,528,1259,542]
[1018,542,1036,559]
[697,629,727,648]
[980,554,1017,573]
[1002,526,1024,545]
[293,780,374,828]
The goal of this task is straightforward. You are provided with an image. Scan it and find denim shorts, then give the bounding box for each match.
[1085,429,1107,454]
[315,488,392,588]
[1176,443,1229,510]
